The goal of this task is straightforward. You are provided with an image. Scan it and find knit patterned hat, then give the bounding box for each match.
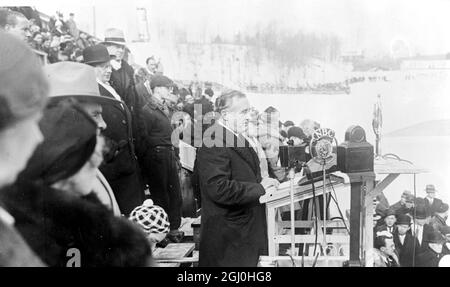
[129,199,170,235]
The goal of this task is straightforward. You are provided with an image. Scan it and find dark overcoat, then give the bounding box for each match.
[98,84,145,215]
[393,231,418,267]
[196,123,268,267]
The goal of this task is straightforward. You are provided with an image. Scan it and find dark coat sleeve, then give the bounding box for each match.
[197,146,265,207]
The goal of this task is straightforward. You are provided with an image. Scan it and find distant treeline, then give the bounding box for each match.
[172,22,341,68]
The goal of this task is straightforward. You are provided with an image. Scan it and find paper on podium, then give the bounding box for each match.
[179,140,196,172]
[259,173,304,203]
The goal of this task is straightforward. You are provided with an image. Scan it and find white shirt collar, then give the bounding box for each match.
[0,206,15,226]
[97,80,122,102]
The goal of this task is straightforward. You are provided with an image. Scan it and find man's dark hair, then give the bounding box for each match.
[215,90,246,113]
[374,235,391,250]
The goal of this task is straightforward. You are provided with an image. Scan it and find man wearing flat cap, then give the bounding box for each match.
[392,192,415,218]
[140,74,184,243]
[424,184,444,217]
[83,44,145,216]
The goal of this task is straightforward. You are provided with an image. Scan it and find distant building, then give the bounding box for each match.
[340,50,364,63]
[400,55,450,70]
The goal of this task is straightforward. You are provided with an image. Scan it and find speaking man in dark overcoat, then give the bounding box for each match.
[83,44,145,215]
[196,90,279,267]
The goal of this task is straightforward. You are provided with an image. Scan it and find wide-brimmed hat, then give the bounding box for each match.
[101,28,127,47]
[425,184,437,193]
[44,62,119,105]
[425,231,446,244]
[83,44,111,65]
[414,205,427,219]
[385,209,396,217]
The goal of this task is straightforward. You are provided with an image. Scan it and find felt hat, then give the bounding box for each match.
[129,199,170,235]
[414,205,427,219]
[396,214,411,225]
[44,62,119,105]
[18,101,98,185]
[385,209,396,217]
[83,44,111,65]
[425,231,445,244]
[101,28,127,46]
[425,184,437,193]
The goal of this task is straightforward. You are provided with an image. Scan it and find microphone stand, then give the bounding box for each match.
[288,167,297,259]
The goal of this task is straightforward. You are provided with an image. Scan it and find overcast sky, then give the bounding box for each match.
[7,0,450,56]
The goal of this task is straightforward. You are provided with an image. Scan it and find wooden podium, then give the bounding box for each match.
[259,172,350,261]
[259,156,427,267]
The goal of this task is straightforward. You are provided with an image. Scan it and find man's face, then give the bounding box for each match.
[33,34,43,44]
[6,16,31,42]
[385,215,396,227]
[427,191,436,199]
[153,86,170,103]
[429,243,443,254]
[400,195,407,204]
[94,62,112,83]
[381,238,396,257]
[78,102,107,131]
[106,44,125,61]
[405,202,414,209]
[397,224,410,235]
[222,96,252,135]
[147,58,157,73]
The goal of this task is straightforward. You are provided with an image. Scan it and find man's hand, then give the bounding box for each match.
[261,177,280,190]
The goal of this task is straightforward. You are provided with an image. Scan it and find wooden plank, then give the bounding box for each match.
[368,173,399,197]
[363,180,375,267]
[179,217,196,237]
[374,158,428,174]
[263,181,349,209]
[156,262,181,267]
[273,235,349,244]
[267,206,277,256]
[153,243,195,260]
[277,220,348,229]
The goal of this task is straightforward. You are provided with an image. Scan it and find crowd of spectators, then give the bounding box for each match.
[2,7,97,63]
